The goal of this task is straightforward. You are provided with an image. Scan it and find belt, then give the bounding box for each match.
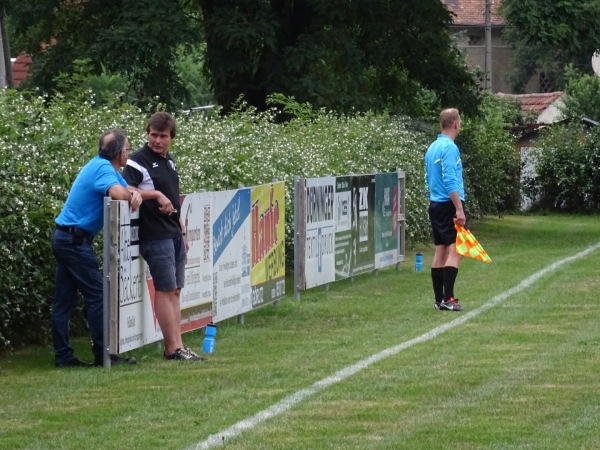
[55,224,92,239]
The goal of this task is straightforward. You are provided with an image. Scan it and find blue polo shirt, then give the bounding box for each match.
[56,156,127,236]
[424,134,465,202]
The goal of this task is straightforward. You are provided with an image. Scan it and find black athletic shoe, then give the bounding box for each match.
[440,298,463,311]
[434,302,442,310]
[183,348,205,361]
[164,348,204,361]
[55,357,93,368]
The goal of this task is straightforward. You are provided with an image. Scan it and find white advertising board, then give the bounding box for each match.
[304,176,336,288]
[211,189,252,322]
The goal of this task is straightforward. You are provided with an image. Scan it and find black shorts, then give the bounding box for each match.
[428,201,466,246]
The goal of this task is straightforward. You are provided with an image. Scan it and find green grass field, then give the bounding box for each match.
[2,215,600,450]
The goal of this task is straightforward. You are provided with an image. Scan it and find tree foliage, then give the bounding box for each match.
[559,65,600,122]
[196,0,480,116]
[527,125,600,212]
[501,0,600,92]
[523,66,600,212]
[458,94,521,217]
[6,0,201,109]
[6,0,479,115]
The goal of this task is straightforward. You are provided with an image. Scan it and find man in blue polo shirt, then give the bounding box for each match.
[424,108,466,312]
[52,129,142,367]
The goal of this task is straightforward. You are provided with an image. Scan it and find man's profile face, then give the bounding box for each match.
[147,126,173,156]
[118,139,131,166]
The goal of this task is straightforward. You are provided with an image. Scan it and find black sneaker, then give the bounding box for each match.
[164,348,204,361]
[440,298,464,311]
[434,302,442,310]
[94,354,138,367]
[55,357,93,368]
[183,348,205,361]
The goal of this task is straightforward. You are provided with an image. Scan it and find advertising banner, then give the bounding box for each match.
[114,182,286,353]
[304,176,336,288]
[117,194,214,352]
[211,189,252,322]
[300,172,401,290]
[351,174,376,275]
[250,182,286,308]
[334,176,352,280]
[179,193,213,332]
[117,206,157,353]
[374,172,399,269]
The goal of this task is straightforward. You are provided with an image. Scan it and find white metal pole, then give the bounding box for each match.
[102,197,111,369]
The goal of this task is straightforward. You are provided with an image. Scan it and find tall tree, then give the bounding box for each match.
[0,1,11,87]
[196,0,480,115]
[6,0,200,109]
[7,0,479,115]
[501,0,600,92]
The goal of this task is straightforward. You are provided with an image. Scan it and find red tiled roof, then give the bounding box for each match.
[442,0,505,26]
[497,92,563,115]
[12,52,31,88]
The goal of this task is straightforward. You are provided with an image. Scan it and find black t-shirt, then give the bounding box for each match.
[122,143,181,240]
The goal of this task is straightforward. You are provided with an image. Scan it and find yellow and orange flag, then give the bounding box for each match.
[454,220,491,263]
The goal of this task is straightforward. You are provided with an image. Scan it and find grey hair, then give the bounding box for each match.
[98,128,128,160]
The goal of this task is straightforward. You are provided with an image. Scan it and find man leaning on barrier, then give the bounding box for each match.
[123,112,204,361]
[51,128,142,368]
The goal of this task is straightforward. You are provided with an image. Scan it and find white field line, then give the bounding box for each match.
[187,241,600,450]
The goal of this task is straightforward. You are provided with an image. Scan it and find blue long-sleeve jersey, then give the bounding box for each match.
[424,134,465,202]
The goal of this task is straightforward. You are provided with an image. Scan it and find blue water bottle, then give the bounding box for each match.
[202,323,217,354]
[415,252,423,272]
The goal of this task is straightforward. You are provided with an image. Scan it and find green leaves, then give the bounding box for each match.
[533,124,600,212]
[198,0,479,116]
[458,94,521,217]
[561,65,600,122]
[0,88,144,350]
[6,0,481,116]
[8,0,200,110]
[501,0,600,91]
[528,68,600,211]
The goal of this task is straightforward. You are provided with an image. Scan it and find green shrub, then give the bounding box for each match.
[458,95,521,218]
[0,90,144,349]
[531,125,600,212]
[174,104,433,250]
[560,65,600,122]
[522,66,600,213]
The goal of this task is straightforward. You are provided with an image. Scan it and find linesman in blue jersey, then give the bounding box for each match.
[424,108,465,312]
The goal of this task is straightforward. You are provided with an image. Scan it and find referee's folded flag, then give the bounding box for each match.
[454,220,491,263]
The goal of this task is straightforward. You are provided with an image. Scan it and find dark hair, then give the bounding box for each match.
[98,128,128,160]
[146,112,176,138]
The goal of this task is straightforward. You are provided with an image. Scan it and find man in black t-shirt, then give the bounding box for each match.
[123,112,203,361]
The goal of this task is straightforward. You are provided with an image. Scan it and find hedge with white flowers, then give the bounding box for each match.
[0,90,519,349]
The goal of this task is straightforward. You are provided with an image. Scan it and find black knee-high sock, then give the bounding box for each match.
[443,266,459,301]
[431,267,444,302]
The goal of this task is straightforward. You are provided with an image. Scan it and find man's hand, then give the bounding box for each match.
[157,192,176,215]
[455,209,466,226]
[129,190,142,212]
